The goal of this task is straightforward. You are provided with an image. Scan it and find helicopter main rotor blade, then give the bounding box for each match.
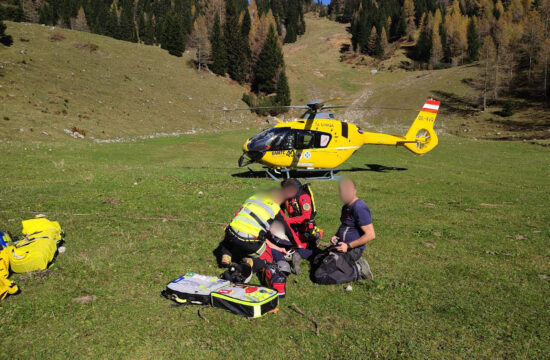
[204,105,309,112]
[322,105,420,111]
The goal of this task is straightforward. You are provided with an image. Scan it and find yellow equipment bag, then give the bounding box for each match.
[8,218,64,274]
[0,247,18,301]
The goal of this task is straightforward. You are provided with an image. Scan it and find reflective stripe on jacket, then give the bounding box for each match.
[229,194,280,238]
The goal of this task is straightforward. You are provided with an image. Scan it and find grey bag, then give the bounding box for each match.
[312,248,362,285]
[162,273,230,305]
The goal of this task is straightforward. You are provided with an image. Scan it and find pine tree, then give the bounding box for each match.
[380,27,389,57]
[430,30,443,66]
[39,5,53,25]
[254,24,284,94]
[241,8,252,75]
[275,70,291,108]
[209,13,227,75]
[444,0,469,64]
[143,13,155,45]
[467,17,480,61]
[71,6,89,32]
[368,26,378,55]
[430,11,443,66]
[480,36,497,110]
[161,12,185,57]
[403,0,416,40]
[225,0,248,83]
[120,0,137,42]
[189,15,211,71]
[0,20,14,47]
[541,38,550,101]
[416,15,433,62]
[396,7,407,39]
[522,10,544,82]
[106,3,120,39]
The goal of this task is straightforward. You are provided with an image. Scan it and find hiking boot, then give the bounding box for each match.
[291,251,302,275]
[356,258,373,280]
[239,262,253,283]
[221,254,232,268]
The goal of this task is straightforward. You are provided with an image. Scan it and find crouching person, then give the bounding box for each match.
[220,189,284,272]
[311,178,375,284]
[219,189,290,296]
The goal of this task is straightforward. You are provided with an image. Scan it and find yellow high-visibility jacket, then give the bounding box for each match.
[229,194,280,239]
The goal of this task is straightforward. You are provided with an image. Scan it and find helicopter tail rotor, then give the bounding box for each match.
[403,99,440,155]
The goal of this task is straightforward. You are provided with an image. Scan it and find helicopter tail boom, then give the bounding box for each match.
[401,99,440,155]
[360,99,440,154]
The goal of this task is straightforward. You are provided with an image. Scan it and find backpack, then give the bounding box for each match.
[8,218,64,273]
[311,248,362,285]
[162,273,279,318]
[161,273,230,305]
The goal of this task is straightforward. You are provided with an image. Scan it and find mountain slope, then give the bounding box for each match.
[284,14,550,142]
[0,21,255,141]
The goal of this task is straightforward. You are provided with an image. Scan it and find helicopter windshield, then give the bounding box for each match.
[247,128,294,152]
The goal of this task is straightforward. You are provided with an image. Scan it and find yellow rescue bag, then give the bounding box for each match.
[0,247,18,300]
[8,218,64,274]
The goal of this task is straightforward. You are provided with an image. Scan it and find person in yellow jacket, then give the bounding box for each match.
[220,189,285,271]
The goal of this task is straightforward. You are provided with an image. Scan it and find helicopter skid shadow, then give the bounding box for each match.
[232,169,271,179]
[351,164,408,173]
[231,164,407,179]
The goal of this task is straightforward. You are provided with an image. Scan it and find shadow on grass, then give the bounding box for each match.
[231,164,408,179]
[431,90,480,117]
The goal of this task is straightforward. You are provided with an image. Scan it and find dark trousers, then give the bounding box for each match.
[311,247,363,284]
[220,228,268,271]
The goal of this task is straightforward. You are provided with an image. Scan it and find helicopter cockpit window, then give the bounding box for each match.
[248,128,293,151]
[319,134,331,147]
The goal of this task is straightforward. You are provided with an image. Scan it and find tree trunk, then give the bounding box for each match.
[527,54,533,84]
[494,51,499,101]
[545,51,548,101]
[483,52,488,111]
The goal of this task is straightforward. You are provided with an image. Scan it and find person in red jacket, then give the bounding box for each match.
[279,178,322,275]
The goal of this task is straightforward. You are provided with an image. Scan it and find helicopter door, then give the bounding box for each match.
[295,130,315,149]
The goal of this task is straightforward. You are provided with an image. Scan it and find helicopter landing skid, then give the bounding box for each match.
[265,167,339,181]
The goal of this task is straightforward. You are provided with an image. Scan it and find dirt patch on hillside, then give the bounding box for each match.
[284,44,309,57]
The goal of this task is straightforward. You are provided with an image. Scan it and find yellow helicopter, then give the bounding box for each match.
[234,98,440,180]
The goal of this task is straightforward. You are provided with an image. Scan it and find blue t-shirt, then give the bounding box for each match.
[336,198,372,251]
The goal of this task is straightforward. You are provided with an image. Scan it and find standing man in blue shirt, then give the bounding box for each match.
[312,177,375,284]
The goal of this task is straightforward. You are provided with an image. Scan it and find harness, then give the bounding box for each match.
[288,183,317,219]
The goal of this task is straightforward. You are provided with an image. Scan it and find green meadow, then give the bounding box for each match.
[1,131,548,359]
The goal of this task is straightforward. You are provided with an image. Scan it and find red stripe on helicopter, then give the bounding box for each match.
[422,100,440,113]
[425,99,440,106]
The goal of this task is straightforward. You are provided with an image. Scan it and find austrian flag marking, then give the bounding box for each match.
[422,100,440,114]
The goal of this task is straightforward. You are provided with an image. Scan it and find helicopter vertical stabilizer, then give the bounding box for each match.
[403,99,440,155]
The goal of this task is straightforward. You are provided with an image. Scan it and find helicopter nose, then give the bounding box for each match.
[243,139,250,152]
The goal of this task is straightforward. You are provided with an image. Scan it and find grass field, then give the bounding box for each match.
[1,14,549,360]
[1,131,549,359]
